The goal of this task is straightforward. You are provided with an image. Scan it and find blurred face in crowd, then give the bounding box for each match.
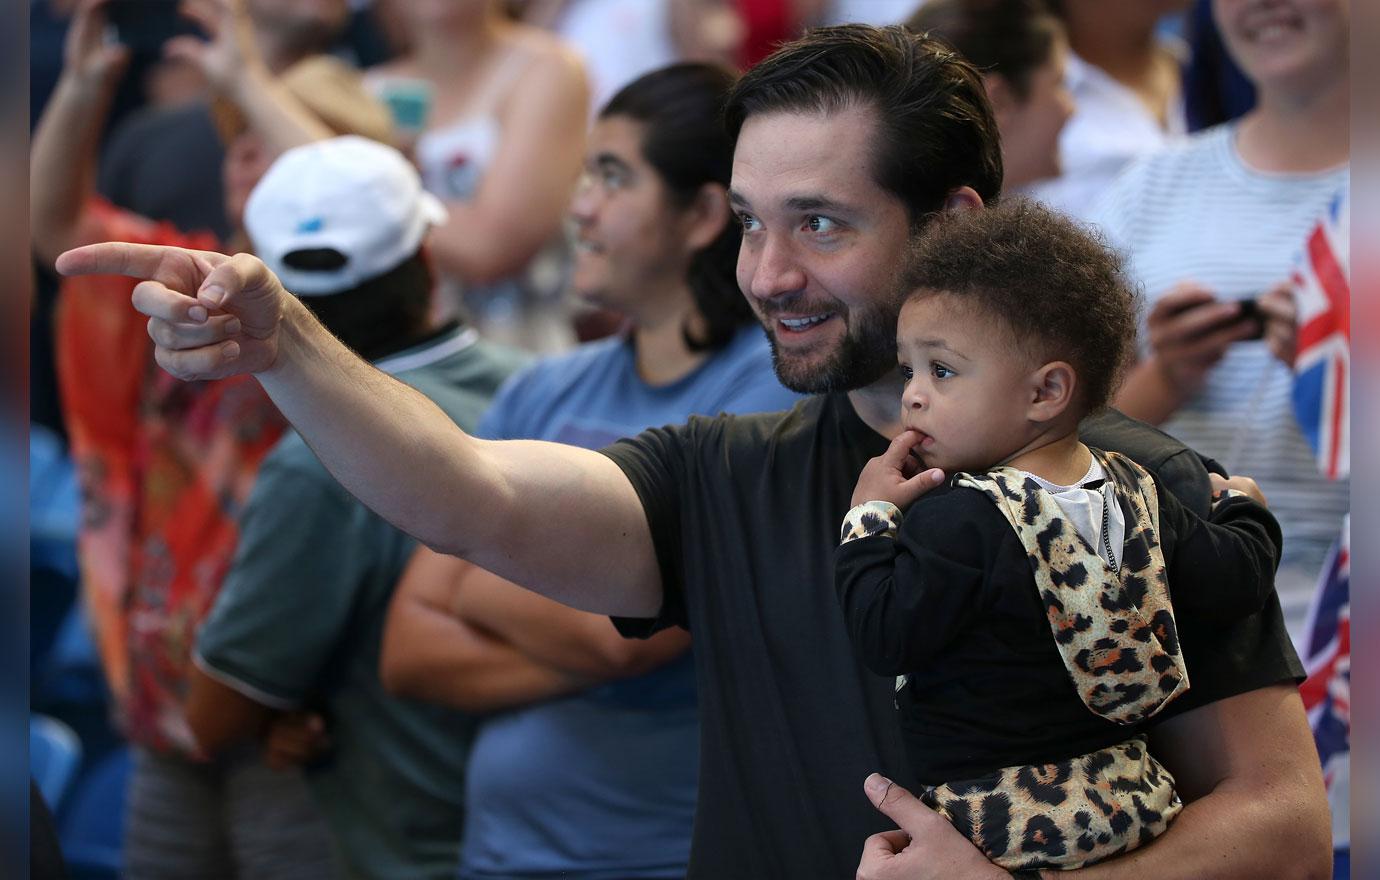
[222,132,275,229]
[730,104,914,394]
[1214,0,1349,96]
[988,35,1074,189]
[568,115,699,314]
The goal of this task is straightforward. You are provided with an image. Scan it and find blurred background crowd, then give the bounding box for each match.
[28,0,1349,877]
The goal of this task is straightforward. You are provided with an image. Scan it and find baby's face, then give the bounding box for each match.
[894,295,1039,474]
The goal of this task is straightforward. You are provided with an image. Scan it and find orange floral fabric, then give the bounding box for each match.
[55,200,287,755]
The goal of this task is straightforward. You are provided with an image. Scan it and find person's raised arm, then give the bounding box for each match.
[427,47,588,286]
[166,0,338,158]
[379,547,592,711]
[55,243,664,617]
[31,0,130,267]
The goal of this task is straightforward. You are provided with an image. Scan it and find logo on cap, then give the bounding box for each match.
[296,217,325,234]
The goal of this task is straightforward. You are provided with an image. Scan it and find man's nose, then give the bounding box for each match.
[570,173,602,222]
[747,235,807,301]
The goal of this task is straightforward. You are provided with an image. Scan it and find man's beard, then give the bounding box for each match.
[763,302,899,394]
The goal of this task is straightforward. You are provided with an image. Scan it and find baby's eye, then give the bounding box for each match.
[898,364,913,381]
[930,362,954,379]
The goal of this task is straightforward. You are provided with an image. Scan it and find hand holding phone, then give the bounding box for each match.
[1147,283,1265,389]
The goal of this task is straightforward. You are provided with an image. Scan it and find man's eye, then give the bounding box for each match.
[805,216,838,234]
[602,168,628,189]
[739,213,761,232]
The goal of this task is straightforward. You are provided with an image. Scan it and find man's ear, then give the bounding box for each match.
[1027,360,1077,423]
[681,181,731,252]
[944,185,984,212]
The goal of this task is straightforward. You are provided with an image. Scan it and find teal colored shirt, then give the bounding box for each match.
[196,325,527,880]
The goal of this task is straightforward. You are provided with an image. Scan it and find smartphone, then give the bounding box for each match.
[1167,295,1265,341]
[106,0,203,56]
[1234,298,1266,341]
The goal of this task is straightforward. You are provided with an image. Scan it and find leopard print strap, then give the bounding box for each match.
[954,450,1188,724]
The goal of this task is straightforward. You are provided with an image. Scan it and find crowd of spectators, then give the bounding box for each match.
[29,0,1349,878]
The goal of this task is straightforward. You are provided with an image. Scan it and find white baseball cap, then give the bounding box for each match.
[245,135,447,296]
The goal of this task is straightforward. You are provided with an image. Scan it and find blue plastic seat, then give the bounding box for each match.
[59,746,132,880]
[29,714,82,813]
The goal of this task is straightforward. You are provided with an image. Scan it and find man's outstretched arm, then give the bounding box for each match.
[55,243,663,617]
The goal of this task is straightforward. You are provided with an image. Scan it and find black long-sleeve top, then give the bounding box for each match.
[834,475,1282,786]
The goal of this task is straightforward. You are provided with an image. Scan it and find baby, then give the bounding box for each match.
[835,199,1282,872]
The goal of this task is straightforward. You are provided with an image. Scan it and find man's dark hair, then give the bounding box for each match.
[602,62,754,352]
[291,250,434,361]
[723,24,1004,224]
[905,199,1140,415]
[906,0,1063,100]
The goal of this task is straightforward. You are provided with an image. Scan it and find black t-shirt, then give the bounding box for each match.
[604,394,1303,879]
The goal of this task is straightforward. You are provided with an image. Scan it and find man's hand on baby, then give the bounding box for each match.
[1209,473,1268,507]
[851,430,945,510]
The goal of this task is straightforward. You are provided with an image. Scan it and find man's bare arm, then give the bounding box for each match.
[1068,684,1331,880]
[55,243,664,617]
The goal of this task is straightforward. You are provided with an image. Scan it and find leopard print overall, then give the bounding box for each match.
[842,450,1186,870]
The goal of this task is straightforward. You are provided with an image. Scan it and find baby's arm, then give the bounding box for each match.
[834,487,995,676]
[1155,474,1283,622]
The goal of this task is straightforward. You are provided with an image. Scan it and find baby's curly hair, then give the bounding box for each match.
[904,198,1141,415]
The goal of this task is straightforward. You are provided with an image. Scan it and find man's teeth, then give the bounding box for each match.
[780,314,833,330]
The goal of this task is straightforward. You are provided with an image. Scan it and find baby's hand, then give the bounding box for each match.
[851,430,946,510]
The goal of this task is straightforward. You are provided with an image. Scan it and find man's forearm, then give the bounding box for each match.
[1062,686,1331,880]
[256,299,662,616]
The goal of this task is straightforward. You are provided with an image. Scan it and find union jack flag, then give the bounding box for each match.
[1298,516,1350,856]
[1290,191,1350,480]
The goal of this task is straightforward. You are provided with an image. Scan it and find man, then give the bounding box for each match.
[60,25,1329,880]
[183,135,528,879]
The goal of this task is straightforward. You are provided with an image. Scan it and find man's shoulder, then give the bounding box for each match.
[678,393,828,448]
[1082,409,1217,514]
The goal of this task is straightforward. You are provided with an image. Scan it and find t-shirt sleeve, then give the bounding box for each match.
[194,458,372,707]
[600,424,693,638]
[834,489,996,676]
